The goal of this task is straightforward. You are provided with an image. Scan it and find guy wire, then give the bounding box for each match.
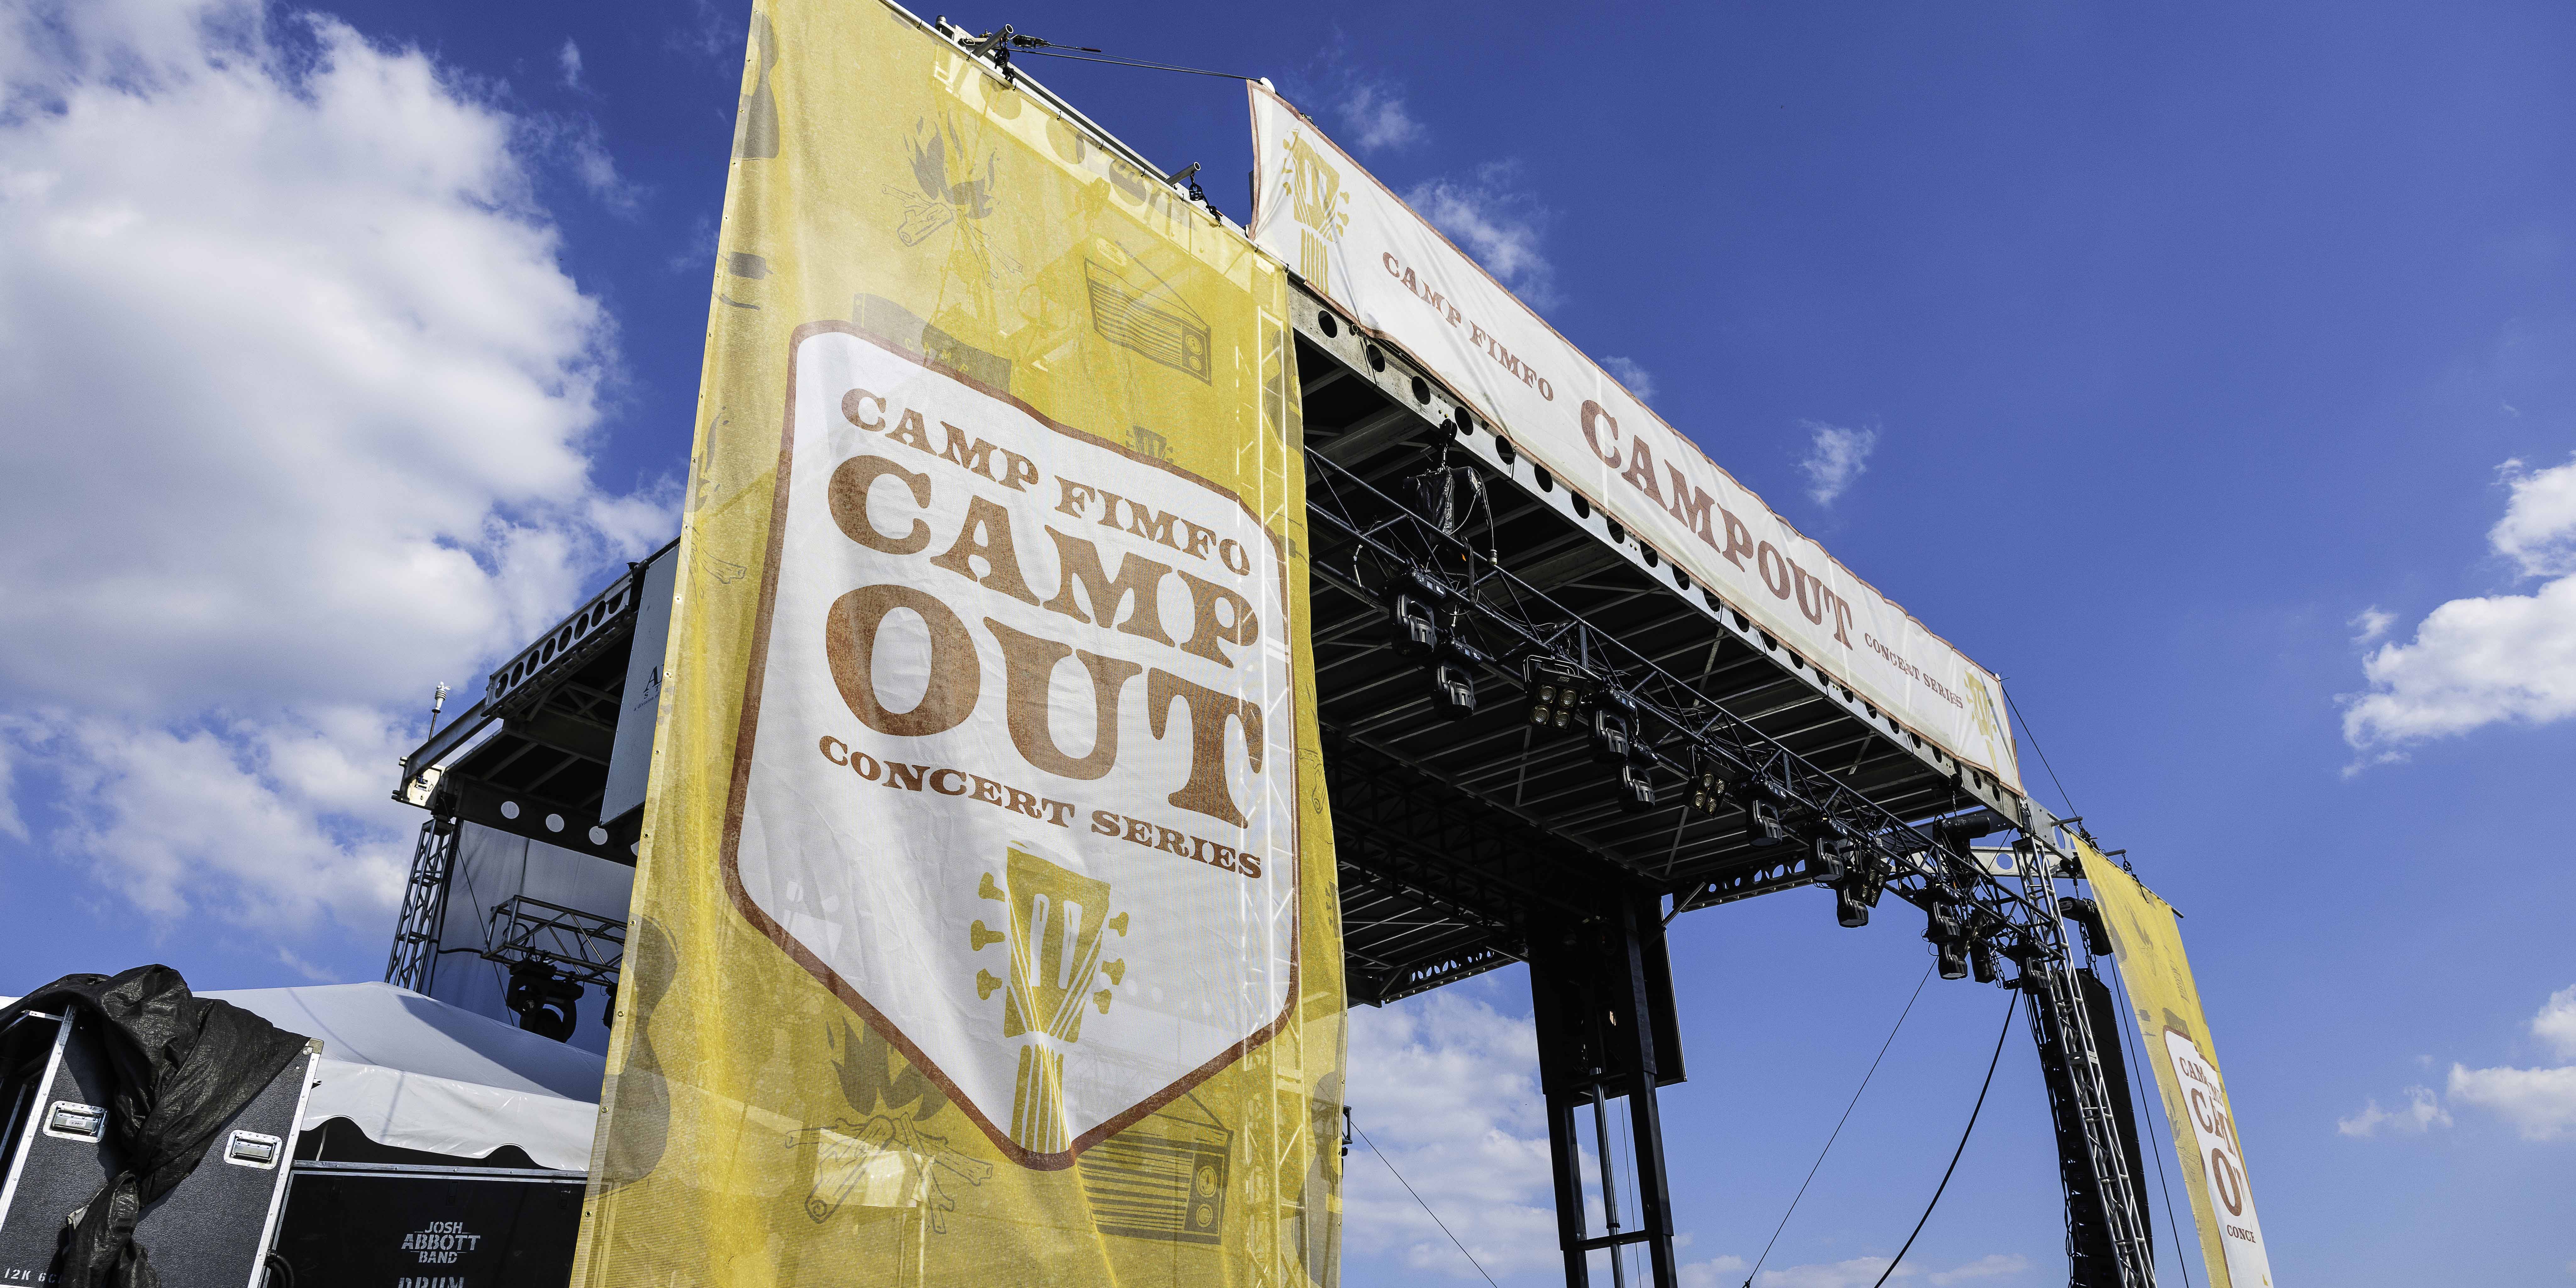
[1869,991,2019,1288]
[2002,686,2081,826]
[1013,47,1258,80]
[1351,1114,1500,1288]
[1741,963,1936,1287]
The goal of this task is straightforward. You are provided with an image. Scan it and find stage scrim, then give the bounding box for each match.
[1245,85,2024,795]
[572,3,1344,1283]
[2081,842,2275,1287]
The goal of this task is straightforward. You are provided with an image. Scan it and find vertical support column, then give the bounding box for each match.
[384,816,458,991]
[2017,839,2157,1288]
[1544,1090,1591,1288]
[1611,893,1678,1288]
[1528,885,1685,1288]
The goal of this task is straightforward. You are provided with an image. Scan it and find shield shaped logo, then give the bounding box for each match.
[724,325,1302,1169]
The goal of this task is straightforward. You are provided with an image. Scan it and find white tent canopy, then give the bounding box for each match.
[202,982,603,1171]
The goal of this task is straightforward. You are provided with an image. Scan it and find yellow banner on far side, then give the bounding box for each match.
[570,1,1345,1284]
[2080,842,2275,1288]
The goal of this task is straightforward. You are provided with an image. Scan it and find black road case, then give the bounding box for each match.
[0,1009,317,1287]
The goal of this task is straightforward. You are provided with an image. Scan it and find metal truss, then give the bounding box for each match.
[384,819,458,992]
[484,895,627,989]
[1305,445,2156,1287]
[1305,447,2034,932]
[2018,852,2158,1286]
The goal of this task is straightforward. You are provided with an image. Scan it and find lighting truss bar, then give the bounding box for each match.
[1304,447,2032,934]
[1288,286,2031,819]
[1373,945,1520,1006]
[484,894,628,989]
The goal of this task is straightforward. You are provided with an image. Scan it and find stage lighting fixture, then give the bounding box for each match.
[1748,798,1786,845]
[1971,940,2001,985]
[1687,764,1727,816]
[1524,659,1592,731]
[1834,884,1870,929]
[1616,763,1657,813]
[1389,591,1440,658]
[2057,896,2112,956]
[1429,659,1478,720]
[1924,902,1969,980]
[1589,691,1637,765]
[1807,836,1850,884]
[506,960,581,1042]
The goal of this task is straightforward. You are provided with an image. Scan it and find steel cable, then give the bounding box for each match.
[1870,991,2020,1288]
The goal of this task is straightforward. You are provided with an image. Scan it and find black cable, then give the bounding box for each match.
[1741,964,1935,1287]
[1350,1114,1500,1288]
[1869,992,2019,1288]
[2002,687,2079,823]
[1011,47,1258,80]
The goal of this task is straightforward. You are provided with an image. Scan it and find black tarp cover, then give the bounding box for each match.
[0,965,309,1288]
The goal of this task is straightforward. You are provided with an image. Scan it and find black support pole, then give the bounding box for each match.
[1613,896,1679,1288]
[1528,885,1685,1288]
[1545,1090,1591,1287]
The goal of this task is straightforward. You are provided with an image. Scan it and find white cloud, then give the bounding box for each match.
[2429,984,2576,1141]
[0,736,24,842]
[2350,606,2396,644]
[1343,990,1563,1279]
[1340,82,1423,152]
[1928,1255,2030,1286]
[1295,39,1423,154]
[669,211,718,275]
[1758,1256,1912,1288]
[1701,1252,2022,1287]
[274,944,340,983]
[2491,454,2576,577]
[2534,985,2576,1060]
[2344,454,2576,757]
[558,38,583,89]
[1679,1255,1751,1288]
[2447,1062,2576,1141]
[0,1,661,932]
[1406,162,1558,309]
[668,0,735,59]
[530,113,639,211]
[2336,1085,2451,1137]
[1603,356,1657,405]
[1797,422,1879,507]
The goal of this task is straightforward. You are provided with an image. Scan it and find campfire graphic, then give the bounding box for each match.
[973,847,1129,1153]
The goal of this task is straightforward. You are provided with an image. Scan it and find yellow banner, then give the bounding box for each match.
[573,3,1344,1284]
[2079,842,2274,1288]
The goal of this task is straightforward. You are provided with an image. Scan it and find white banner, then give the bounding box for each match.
[729,327,1301,1165]
[2163,1031,2275,1286]
[1246,85,2024,794]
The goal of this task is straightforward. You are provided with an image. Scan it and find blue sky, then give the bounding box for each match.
[3,1,2573,1284]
